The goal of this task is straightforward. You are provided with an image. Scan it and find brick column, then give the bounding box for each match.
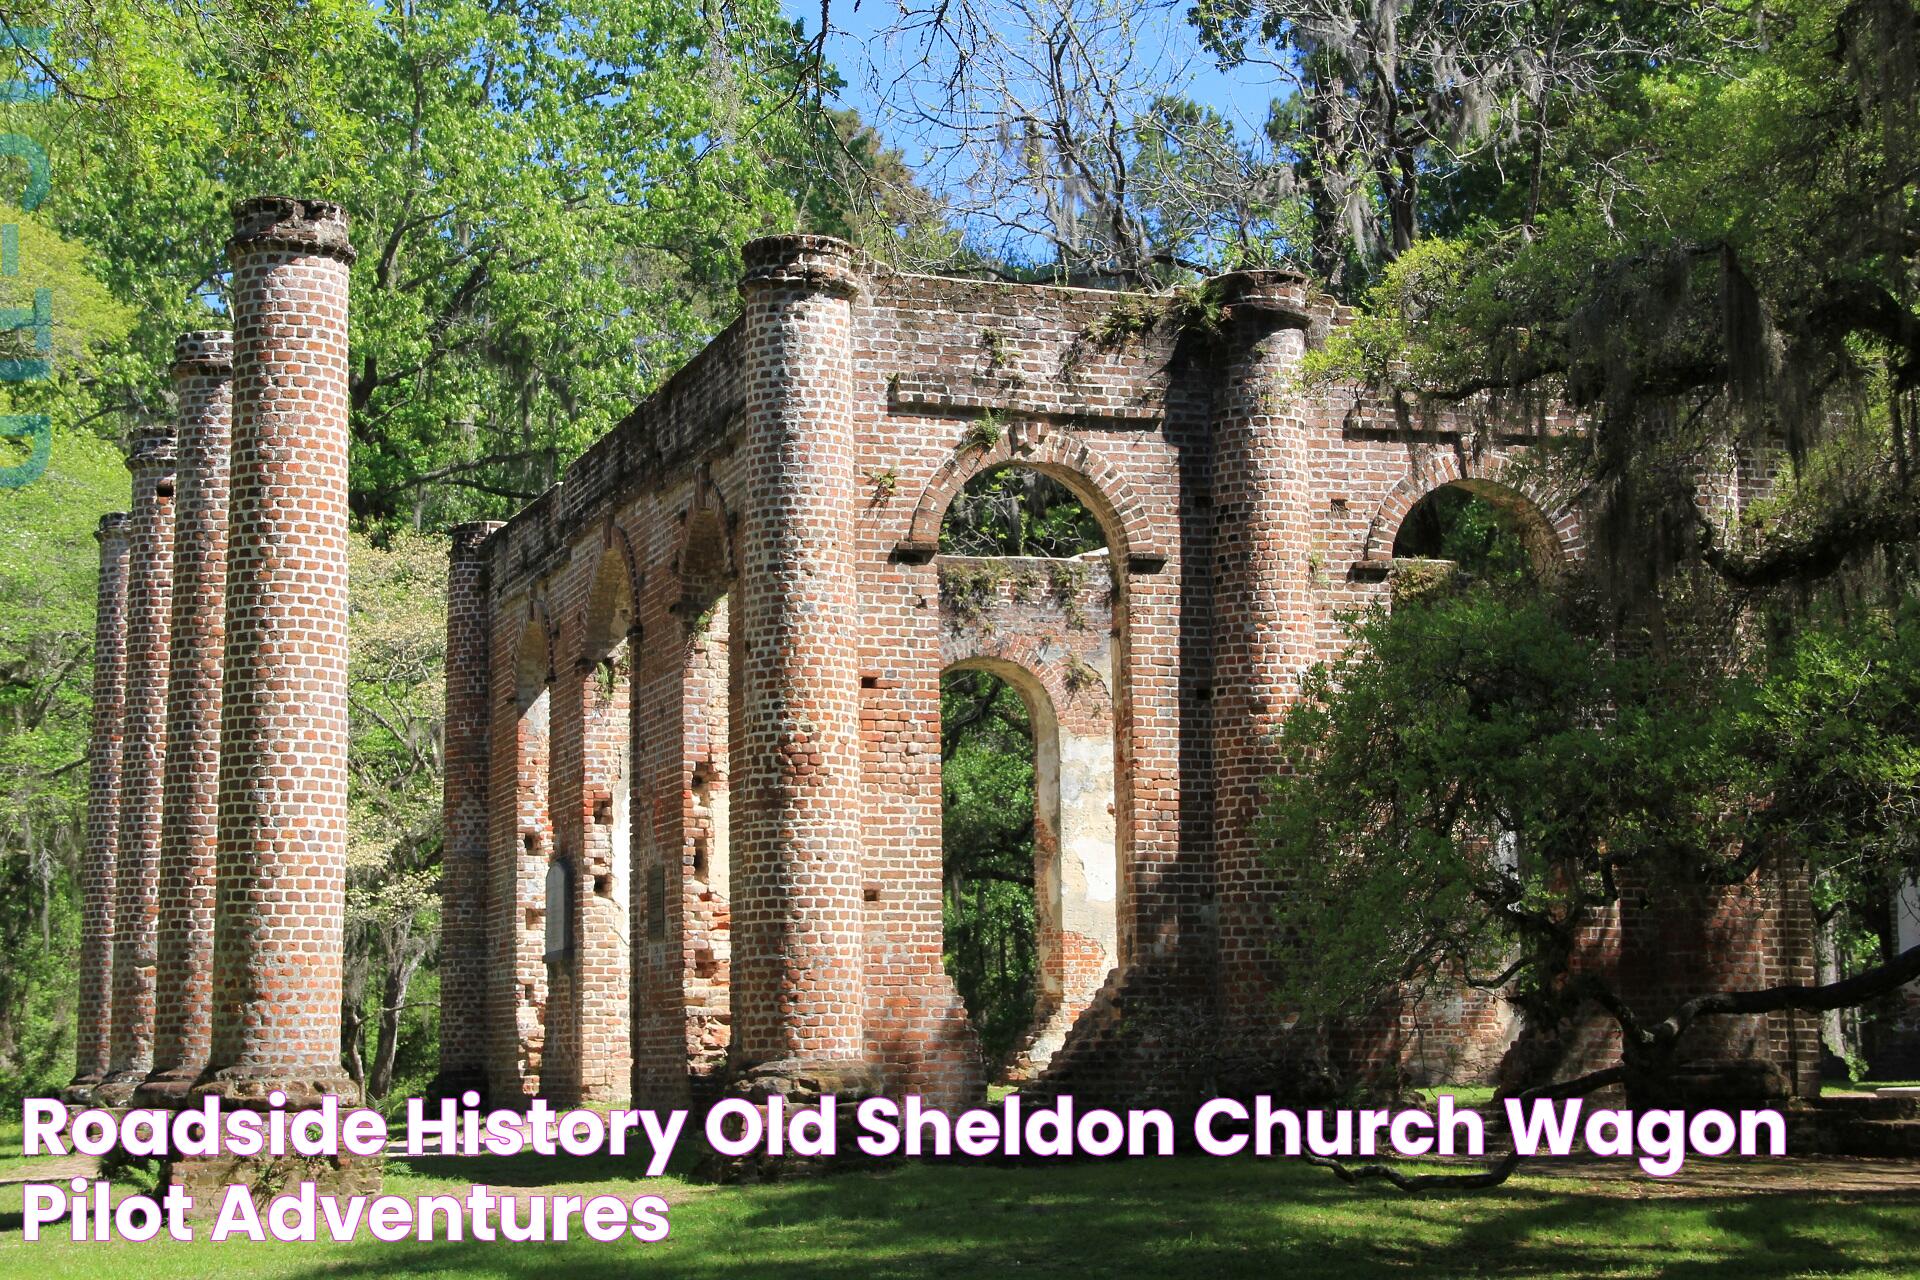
[200,196,357,1106]
[138,332,233,1105]
[731,235,869,1075]
[433,520,501,1099]
[1208,271,1317,1049]
[99,427,177,1104]
[67,512,131,1100]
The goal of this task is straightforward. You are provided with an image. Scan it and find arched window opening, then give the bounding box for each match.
[575,551,635,1099]
[1391,482,1556,588]
[682,591,732,1085]
[941,466,1107,559]
[503,618,552,1090]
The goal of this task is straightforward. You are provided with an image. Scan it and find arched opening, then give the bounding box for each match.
[1379,479,1562,1082]
[575,550,635,1099]
[500,617,552,1093]
[680,586,732,1089]
[937,464,1120,1079]
[628,498,734,1103]
[940,466,1107,559]
[940,665,1044,1064]
[1390,480,1559,588]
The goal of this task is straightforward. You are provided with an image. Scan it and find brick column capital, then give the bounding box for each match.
[740,234,861,299]
[450,520,504,560]
[125,425,176,476]
[1206,268,1342,338]
[228,196,357,265]
[172,330,234,375]
[95,510,130,542]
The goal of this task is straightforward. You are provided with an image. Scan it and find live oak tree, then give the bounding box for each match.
[1266,574,1920,1190]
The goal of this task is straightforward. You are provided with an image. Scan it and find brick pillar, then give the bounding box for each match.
[67,512,131,1100]
[99,427,177,1104]
[730,235,869,1076]
[434,520,502,1099]
[138,332,233,1106]
[1208,271,1317,1051]
[200,196,357,1107]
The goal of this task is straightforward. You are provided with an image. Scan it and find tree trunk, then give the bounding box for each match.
[369,943,423,1100]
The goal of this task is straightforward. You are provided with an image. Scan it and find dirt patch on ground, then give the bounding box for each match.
[1525,1155,1920,1197]
[0,1156,97,1187]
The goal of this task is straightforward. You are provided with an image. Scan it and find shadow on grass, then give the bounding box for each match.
[263,1158,1920,1280]
[393,1128,712,1187]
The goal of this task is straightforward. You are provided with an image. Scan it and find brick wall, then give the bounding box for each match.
[448,235,1813,1110]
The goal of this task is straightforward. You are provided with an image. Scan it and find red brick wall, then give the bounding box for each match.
[450,235,1810,1108]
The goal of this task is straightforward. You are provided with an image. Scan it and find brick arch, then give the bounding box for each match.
[668,472,736,618]
[580,524,639,661]
[1361,453,1585,569]
[899,422,1169,571]
[943,640,1109,728]
[514,597,555,705]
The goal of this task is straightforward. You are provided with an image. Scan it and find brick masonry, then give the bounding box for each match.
[138,331,233,1106]
[199,197,357,1107]
[67,512,130,1100]
[434,520,504,1098]
[75,213,1817,1117]
[452,236,1818,1108]
[99,425,176,1105]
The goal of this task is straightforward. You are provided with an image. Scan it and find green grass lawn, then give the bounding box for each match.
[2,1142,1916,1280]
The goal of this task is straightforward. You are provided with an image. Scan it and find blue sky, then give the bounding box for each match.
[783,0,1286,173]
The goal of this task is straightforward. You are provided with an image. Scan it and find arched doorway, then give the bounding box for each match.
[571,548,635,1100]
[937,465,1120,1078]
[1377,477,1564,1082]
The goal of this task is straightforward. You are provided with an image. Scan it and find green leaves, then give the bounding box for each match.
[1265,573,1920,1037]
[8,0,847,529]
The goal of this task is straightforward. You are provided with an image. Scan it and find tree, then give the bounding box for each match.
[3,0,851,529]
[1306,0,1919,584]
[1266,578,1920,1191]
[342,530,448,1101]
[1193,0,1687,291]
[0,427,128,1104]
[866,0,1301,283]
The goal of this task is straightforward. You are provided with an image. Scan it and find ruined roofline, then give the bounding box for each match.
[478,235,1355,565]
[484,315,747,566]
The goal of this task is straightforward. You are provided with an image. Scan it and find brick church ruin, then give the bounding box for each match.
[71,196,1916,1128]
